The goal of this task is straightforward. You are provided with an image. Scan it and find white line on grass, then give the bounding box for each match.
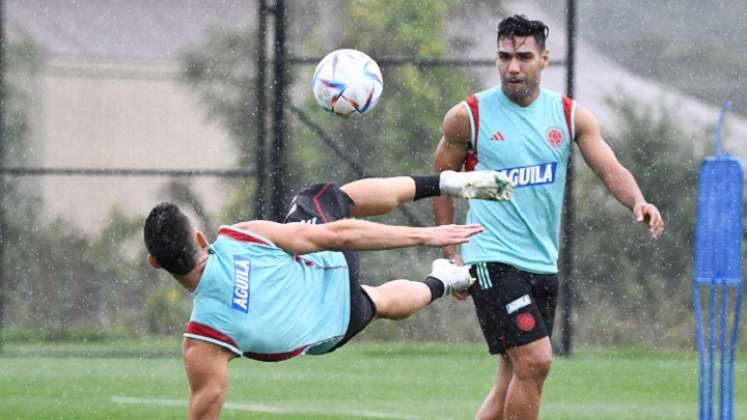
[111,396,421,419]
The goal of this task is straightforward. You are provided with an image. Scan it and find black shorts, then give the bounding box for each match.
[468,262,559,354]
[282,183,376,352]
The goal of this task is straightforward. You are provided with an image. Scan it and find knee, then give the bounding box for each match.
[363,285,406,320]
[513,353,552,382]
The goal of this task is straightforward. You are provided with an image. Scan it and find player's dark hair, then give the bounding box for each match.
[144,202,198,276]
[497,15,549,50]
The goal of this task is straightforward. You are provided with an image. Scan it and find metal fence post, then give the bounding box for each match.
[559,0,577,357]
[254,0,269,219]
[270,0,288,222]
[0,0,6,354]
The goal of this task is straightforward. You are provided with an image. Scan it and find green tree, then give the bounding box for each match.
[7,207,168,340]
[2,37,46,340]
[3,38,44,245]
[572,96,704,348]
[295,0,476,182]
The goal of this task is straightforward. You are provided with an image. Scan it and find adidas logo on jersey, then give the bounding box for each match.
[490,131,505,141]
[496,162,557,188]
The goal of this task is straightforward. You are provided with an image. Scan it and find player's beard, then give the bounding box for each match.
[501,77,539,105]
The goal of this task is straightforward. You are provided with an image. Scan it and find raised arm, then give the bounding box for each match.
[575,104,664,239]
[183,339,233,420]
[432,103,472,263]
[234,219,483,255]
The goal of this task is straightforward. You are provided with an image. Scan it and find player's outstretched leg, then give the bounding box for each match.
[362,259,475,319]
[340,176,418,218]
[340,172,512,218]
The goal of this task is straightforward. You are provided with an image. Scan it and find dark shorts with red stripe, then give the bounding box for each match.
[282,183,377,352]
[468,262,559,354]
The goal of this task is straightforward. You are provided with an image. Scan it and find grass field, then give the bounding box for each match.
[1,339,745,419]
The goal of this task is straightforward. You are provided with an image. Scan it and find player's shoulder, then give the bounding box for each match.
[444,101,469,122]
[442,103,471,142]
[216,223,279,248]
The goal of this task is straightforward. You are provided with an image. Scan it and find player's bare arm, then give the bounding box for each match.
[575,104,664,239]
[183,338,232,420]
[434,103,472,173]
[234,219,483,255]
[432,103,472,263]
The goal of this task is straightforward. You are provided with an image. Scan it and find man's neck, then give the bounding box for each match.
[175,256,209,293]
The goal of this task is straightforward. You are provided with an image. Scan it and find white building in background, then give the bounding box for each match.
[8,0,747,233]
[7,0,254,233]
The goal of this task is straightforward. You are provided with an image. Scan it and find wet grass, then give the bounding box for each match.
[0,340,744,419]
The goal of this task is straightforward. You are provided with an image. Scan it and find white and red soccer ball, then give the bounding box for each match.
[311,49,383,117]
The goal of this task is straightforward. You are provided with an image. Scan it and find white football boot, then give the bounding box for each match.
[429,258,475,295]
[439,170,512,201]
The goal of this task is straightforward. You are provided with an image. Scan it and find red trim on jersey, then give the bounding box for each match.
[185,321,239,348]
[312,183,332,223]
[562,96,574,141]
[295,256,315,267]
[244,346,307,362]
[218,227,271,246]
[185,321,308,362]
[464,95,480,171]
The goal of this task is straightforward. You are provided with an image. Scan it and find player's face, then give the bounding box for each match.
[497,36,549,106]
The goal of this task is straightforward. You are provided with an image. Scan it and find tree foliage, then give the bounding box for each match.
[294,0,475,182]
[572,96,705,348]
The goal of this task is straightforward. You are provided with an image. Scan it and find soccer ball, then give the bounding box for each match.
[311,49,383,117]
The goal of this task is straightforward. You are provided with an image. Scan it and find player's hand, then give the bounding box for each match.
[452,290,470,300]
[441,245,464,265]
[633,202,664,239]
[423,224,484,247]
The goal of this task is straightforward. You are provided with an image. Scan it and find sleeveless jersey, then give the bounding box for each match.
[183,225,350,362]
[460,86,576,274]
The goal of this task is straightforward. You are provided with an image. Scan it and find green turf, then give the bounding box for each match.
[0,340,745,419]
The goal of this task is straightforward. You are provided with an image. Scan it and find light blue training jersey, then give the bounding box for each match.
[460,86,576,274]
[183,225,350,362]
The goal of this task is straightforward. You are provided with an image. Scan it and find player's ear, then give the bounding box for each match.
[540,48,550,69]
[195,231,209,249]
[147,255,161,269]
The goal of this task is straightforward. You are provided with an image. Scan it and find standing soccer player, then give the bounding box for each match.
[431,15,664,420]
